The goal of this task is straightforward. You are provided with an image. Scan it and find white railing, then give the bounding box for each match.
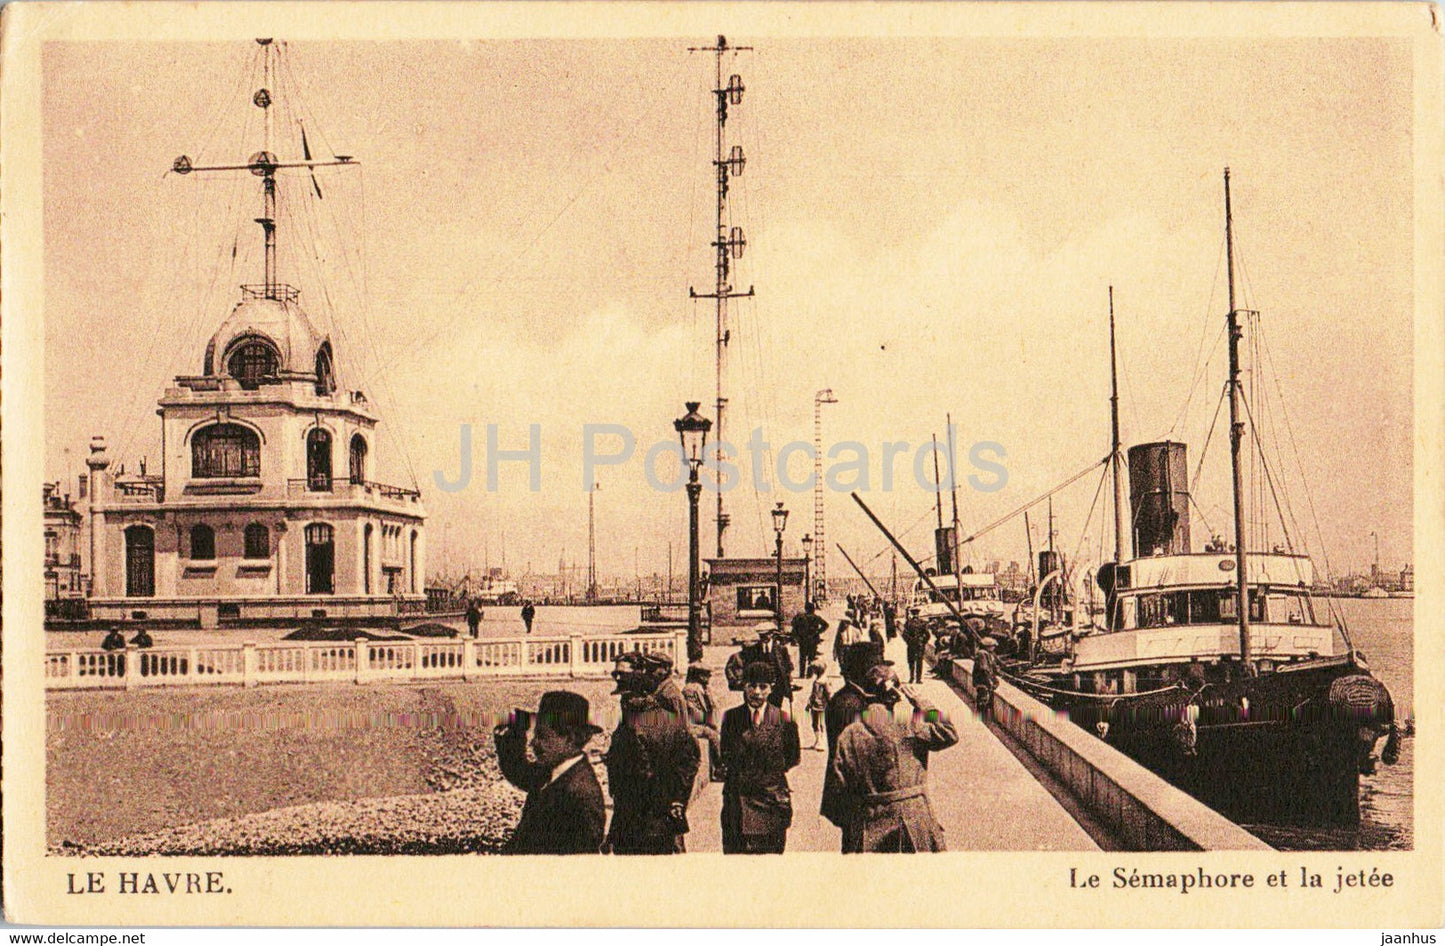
[43,631,688,691]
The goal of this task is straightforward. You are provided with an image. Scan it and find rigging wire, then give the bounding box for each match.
[1169,232,1228,437]
[958,457,1108,548]
[109,45,263,468]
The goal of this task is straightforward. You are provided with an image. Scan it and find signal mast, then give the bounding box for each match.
[688,35,753,558]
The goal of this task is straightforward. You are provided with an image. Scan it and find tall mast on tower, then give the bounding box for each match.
[171,38,355,300]
[689,35,754,559]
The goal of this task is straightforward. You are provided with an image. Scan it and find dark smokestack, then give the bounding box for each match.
[1127,442,1190,556]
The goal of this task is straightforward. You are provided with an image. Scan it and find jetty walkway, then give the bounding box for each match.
[686,632,1102,852]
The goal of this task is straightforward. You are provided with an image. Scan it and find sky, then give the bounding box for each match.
[42,34,1415,584]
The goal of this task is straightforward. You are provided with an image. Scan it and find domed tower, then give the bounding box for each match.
[86,39,425,628]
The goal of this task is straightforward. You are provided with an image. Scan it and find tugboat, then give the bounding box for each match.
[1011,171,1398,828]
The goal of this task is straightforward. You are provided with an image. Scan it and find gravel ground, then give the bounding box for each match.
[47,678,624,855]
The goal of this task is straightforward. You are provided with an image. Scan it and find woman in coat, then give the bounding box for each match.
[829,661,958,853]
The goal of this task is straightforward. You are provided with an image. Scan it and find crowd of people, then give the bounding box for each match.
[492,601,962,855]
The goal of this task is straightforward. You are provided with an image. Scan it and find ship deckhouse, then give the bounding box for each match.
[84,39,425,628]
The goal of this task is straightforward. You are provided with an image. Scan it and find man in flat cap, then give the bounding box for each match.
[718,661,802,854]
[683,662,723,780]
[603,651,701,854]
[639,649,688,720]
[493,690,606,854]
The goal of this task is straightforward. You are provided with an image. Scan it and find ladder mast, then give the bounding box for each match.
[688,36,753,559]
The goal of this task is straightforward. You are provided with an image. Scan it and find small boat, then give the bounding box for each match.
[1360,587,1389,599]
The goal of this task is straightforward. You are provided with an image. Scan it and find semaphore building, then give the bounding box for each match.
[84,285,426,628]
[82,39,425,628]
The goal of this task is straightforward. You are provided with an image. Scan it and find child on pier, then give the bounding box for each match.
[804,661,831,750]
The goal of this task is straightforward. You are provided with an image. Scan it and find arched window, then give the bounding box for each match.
[227,339,280,389]
[410,530,419,593]
[307,428,333,491]
[363,523,374,594]
[125,526,155,597]
[349,434,368,485]
[314,343,335,396]
[244,523,270,559]
[190,524,216,560]
[305,523,334,594]
[192,424,261,478]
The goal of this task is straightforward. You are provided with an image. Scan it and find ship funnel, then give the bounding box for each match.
[1127,442,1190,556]
[934,525,955,575]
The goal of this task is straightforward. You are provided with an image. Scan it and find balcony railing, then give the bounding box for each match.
[240,283,301,304]
[114,478,165,503]
[286,478,422,503]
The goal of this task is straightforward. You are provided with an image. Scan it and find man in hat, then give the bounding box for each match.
[902,608,931,684]
[820,640,885,830]
[603,651,701,854]
[725,628,794,708]
[465,598,483,638]
[718,661,802,854]
[493,690,606,854]
[640,650,687,720]
[830,660,959,852]
[682,662,723,780]
[790,601,829,672]
[972,636,999,717]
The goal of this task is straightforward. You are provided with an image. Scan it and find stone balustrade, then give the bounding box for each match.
[44,630,688,691]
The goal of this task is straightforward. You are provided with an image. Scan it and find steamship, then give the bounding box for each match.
[1011,173,1398,829]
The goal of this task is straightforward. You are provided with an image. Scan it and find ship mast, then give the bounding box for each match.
[1224,168,1255,675]
[689,36,753,558]
[1109,286,1127,563]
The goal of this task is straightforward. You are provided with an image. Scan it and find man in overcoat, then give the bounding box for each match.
[819,641,882,831]
[719,661,802,854]
[603,652,701,854]
[830,660,959,852]
[492,690,606,854]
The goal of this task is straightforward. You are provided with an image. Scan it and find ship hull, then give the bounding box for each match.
[1019,659,1393,828]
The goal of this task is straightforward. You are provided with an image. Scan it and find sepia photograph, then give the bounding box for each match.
[3,0,1440,929]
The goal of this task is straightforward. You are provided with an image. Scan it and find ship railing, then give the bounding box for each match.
[43,630,688,691]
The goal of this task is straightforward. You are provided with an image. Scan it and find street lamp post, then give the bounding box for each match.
[675,402,712,663]
[801,533,812,611]
[771,501,789,633]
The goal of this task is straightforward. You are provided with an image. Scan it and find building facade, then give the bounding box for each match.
[705,556,806,634]
[43,482,86,612]
[86,286,426,627]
